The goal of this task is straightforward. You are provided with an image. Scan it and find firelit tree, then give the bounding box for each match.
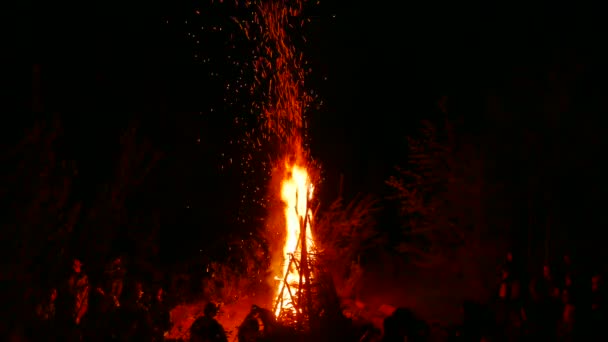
[315,194,380,299]
[387,119,459,266]
[387,118,504,294]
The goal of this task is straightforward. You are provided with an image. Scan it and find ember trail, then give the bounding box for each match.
[174,0,327,338]
[247,0,320,327]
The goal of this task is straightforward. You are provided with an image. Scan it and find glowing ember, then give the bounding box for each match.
[234,0,319,322]
[251,0,311,142]
[274,159,316,317]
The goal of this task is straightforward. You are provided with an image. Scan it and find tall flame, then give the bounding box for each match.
[243,0,317,320]
[274,160,316,317]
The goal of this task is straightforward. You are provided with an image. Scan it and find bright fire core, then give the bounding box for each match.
[274,161,316,317]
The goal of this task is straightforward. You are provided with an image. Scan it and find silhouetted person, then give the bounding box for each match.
[502,252,514,276]
[541,264,560,298]
[82,284,113,341]
[238,304,277,342]
[150,287,171,341]
[35,287,57,320]
[495,267,524,340]
[190,302,228,342]
[557,286,576,341]
[238,316,260,342]
[69,259,90,324]
[381,313,401,342]
[105,256,126,308]
[525,266,559,340]
[381,307,427,342]
[121,281,151,340]
[496,268,510,336]
[554,253,576,294]
[57,258,89,341]
[460,300,494,341]
[590,272,607,341]
[30,287,58,341]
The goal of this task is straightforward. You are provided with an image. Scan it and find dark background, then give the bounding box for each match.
[6,1,608,271]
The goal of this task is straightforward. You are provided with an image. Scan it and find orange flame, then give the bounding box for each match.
[243,0,317,320]
[274,158,316,317]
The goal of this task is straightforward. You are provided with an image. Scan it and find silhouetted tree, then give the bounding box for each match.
[387,118,507,296]
[1,117,163,313]
[315,194,380,298]
[76,120,162,266]
[0,118,80,324]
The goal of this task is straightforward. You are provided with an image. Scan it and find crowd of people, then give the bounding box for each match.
[18,251,608,341]
[375,251,607,341]
[25,257,171,341]
[482,251,606,341]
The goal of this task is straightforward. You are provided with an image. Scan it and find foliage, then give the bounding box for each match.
[1,119,79,285]
[314,194,381,298]
[195,236,269,305]
[78,120,162,261]
[386,119,489,271]
[225,235,271,290]
[205,262,243,304]
[0,118,83,327]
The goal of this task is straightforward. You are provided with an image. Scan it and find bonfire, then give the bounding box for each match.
[272,151,318,326]
[169,0,329,338]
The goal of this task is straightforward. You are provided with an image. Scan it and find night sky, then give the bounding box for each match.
[8,2,608,264]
